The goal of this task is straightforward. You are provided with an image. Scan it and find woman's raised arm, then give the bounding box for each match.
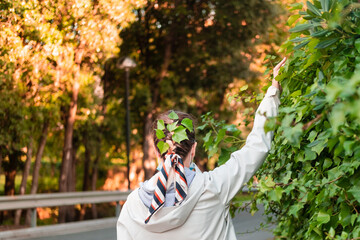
[205,57,286,205]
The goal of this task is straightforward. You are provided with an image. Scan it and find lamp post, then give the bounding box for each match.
[117,57,136,190]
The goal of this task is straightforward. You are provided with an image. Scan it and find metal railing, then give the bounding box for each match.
[0,190,131,228]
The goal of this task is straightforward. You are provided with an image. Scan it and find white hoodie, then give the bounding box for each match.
[117,86,280,240]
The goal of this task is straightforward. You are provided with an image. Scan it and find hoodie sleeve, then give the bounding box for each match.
[205,86,280,205]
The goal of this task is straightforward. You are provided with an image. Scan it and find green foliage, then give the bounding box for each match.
[251,0,360,238]
[199,0,360,237]
[198,112,243,166]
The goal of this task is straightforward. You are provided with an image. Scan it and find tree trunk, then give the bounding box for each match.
[83,135,91,192]
[5,151,21,196]
[91,154,99,219]
[14,138,33,225]
[25,120,49,226]
[0,150,4,223]
[30,120,49,194]
[4,151,21,223]
[79,135,91,221]
[0,151,3,177]
[0,152,2,223]
[5,165,16,196]
[68,143,77,193]
[142,112,156,180]
[65,141,78,222]
[58,81,80,223]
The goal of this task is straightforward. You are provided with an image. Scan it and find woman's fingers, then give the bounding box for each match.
[280,56,287,65]
[274,57,287,70]
[272,57,287,89]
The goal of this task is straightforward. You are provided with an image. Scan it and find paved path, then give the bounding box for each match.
[232,205,274,240]
[31,228,116,240]
[27,205,274,240]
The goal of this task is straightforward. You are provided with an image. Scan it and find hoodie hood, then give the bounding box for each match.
[120,165,204,233]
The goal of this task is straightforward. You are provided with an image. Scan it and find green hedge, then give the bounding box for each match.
[255,0,360,239]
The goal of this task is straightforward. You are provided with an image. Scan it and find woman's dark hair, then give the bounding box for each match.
[153,110,196,160]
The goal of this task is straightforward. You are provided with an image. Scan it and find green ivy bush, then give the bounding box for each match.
[200,0,360,238]
[257,0,360,239]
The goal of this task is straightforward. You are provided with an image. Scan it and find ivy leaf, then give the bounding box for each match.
[155,129,165,139]
[207,145,218,158]
[323,158,332,169]
[259,176,276,193]
[339,204,351,227]
[348,187,360,203]
[311,139,328,155]
[307,131,318,142]
[197,123,207,131]
[203,131,213,150]
[317,211,330,224]
[157,141,169,155]
[304,147,317,161]
[329,104,346,132]
[304,52,321,69]
[181,118,193,132]
[218,147,236,165]
[355,38,360,53]
[168,111,179,120]
[265,177,275,188]
[351,214,357,226]
[167,121,178,132]
[288,203,304,217]
[269,186,284,202]
[172,126,189,144]
[157,120,165,130]
[264,117,277,133]
[214,129,226,146]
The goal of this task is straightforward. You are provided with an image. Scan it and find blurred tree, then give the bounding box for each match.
[0,0,146,223]
[115,0,282,179]
[0,0,47,199]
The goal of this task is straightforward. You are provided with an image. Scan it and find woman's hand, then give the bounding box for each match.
[272,57,287,91]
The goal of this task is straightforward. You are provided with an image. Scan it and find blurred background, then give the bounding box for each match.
[0,0,294,228]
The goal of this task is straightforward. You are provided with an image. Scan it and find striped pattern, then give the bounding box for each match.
[145,152,188,224]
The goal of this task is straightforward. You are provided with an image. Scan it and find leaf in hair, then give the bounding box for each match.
[172,126,189,144]
[155,129,165,139]
[167,121,178,132]
[181,118,193,132]
[157,120,165,130]
[157,141,169,155]
[168,111,179,120]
